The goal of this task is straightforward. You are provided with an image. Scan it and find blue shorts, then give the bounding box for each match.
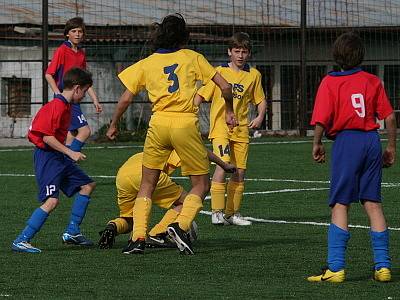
[69,103,88,131]
[329,130,382,207]
[33,148,93,202]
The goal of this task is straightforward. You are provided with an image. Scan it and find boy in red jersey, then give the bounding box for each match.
[307,32,396,282]
[46,17,102,153]
[12,68,96,253]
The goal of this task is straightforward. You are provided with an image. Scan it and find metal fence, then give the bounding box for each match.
[1,0,400,139]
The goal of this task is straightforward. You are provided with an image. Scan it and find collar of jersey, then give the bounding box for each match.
[221,62,250,72]
[328,67,362,77]
[63,40,82,49]
[54,94,69,104]
[155,48,180,54]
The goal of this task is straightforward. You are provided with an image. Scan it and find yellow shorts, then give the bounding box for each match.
[212,137,249,169]
[143,112,209,176]
[116,170,183,218]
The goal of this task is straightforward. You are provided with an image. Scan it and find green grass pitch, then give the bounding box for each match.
[0,137,399,299]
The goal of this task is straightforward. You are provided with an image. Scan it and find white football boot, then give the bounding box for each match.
[224,213,252,226]
[211,210,227,225]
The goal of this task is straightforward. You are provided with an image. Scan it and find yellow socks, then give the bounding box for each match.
[210,181,226,211]
[225,181,245,216]
[148,208,179,236]
[175,194,203,231]
[108,217,131,234]
[132,197,152,240]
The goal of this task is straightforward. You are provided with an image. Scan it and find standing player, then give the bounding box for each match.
[196,32,266,226]
[307,32,396,283]
[45,17,102,153]
[12,68,96,253]
[106,13,237,255]
[98,150,236,250]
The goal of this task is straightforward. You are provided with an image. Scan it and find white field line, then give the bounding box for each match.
[199,210,400,231]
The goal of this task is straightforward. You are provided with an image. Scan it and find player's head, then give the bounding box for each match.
[227,32,251,68]
[64,17,85,43]
[333,32,365,70]
[63,67,93,102]
[151,13,190,51]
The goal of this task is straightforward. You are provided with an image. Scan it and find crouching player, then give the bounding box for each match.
[98,150,236,251]
[307,32,396,283]
[12,68,96,253]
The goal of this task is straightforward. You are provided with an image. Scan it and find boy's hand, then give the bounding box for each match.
[223,163,237,174]
[106,125,118,140]
[94,101,103,113]
[312,143,326,163]
[382,146,396,168]
[225,111,238,131]
[69,151,86,162]
[248,116,263,129]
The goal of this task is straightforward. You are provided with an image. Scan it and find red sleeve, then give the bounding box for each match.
[310,77,334,127]
[375,83,394,120]
[46,46,64,75]
[82,50,87,69]
[31,103,63,136]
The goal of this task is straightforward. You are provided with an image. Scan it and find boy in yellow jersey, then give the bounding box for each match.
[106,13,237,255]
[196,32,266,226]
[98,150,236,249]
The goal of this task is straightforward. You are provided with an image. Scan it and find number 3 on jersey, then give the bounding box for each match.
[351,93,365,118]
[164,64,179,93]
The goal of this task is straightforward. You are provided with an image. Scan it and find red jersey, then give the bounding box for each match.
[46,41,86,91]
[311,68,393,138]
[28,95,71,149]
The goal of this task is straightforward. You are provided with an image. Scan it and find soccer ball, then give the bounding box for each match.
[187,220,198,243]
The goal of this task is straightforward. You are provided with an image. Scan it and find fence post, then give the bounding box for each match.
[42,0,48,104]
[299,0,307,136]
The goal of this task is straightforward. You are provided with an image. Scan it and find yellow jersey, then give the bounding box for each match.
[118,48,217,114]
[198,63,265,142]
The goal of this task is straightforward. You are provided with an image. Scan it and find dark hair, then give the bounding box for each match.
[63,67,93,89]
[151,13,189,51]
[64,17,86,37]
[228,32,252,51]
[333,32,365,70]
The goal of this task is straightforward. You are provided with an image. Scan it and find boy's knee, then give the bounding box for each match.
[41,197,59,213]
[81,181,96,195]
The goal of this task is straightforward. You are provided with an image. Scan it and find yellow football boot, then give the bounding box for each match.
[307,268,345,283]
[373,268,391,282]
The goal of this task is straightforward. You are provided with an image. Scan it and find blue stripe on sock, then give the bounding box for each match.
[16,208,49,242]
[66,194,90,234]
[327,223,350,272]
[370,229,390,270]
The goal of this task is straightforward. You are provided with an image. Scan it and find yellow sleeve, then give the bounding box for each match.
[252,70,266,105]
[194,53,217,85]
[197,80,216,102]
[118,60,145,95]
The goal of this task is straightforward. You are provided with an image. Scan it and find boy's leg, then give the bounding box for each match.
[12,198,59,253]
[210,166,226,225]
[63,182,96,246]
[363,200,391,281]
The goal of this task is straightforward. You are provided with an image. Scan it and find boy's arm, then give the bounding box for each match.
[312,123,326,163]
[106,89,134,140]
[87,87,102,113]
[193,94,205,106]
[42,135,86,162]
[382,112,396,167]
[249,100,267,129]
[45,74,61,95]
[211,72,237,130]
[207,149,237,173]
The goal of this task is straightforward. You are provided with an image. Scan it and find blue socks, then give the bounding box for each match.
[15,208,49,242]
[66,194,90,234]
[69,138,85,152]
[370,229,390,270]
[327,223,350,272]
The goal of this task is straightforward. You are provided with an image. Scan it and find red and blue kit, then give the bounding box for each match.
[46,41,88,131]
[28,94,92,202]
[311,68,394,206]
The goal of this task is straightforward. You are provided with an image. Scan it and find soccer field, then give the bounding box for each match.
[1,137,399,299]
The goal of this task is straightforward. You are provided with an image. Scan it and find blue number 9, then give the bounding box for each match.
[164,64,179,93]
